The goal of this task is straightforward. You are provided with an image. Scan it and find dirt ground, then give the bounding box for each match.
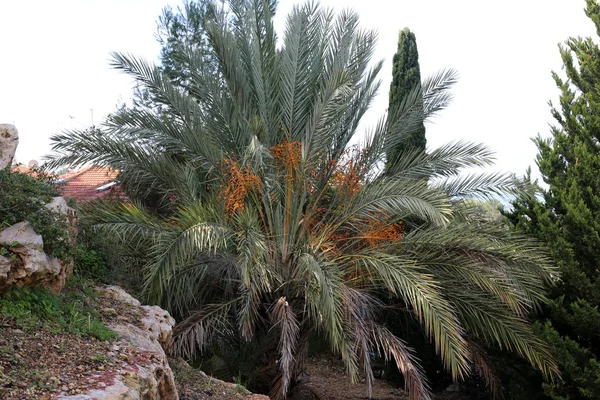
[289,356,407,400]
[170,356,263,400]
[286,356,471,400]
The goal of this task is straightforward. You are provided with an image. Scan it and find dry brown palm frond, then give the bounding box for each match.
[270,297,300,398]
[370,323,432,400]
[467,339,503,400]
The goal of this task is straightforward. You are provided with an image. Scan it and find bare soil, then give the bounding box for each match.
[170,356,264,400]
[289,356,407,400]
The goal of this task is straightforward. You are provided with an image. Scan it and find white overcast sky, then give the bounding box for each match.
[0,0,596,180]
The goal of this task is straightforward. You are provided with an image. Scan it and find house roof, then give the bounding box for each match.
[56,166,124,202]
[10,165,41,177]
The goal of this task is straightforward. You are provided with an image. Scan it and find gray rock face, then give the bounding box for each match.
[140,305,176,352]
[0,221,67,293]
[46,196,78,247]
[98,286,176,352]
[0,255,12,279]
[98,285,142,306]
[0,221,44,252]
[45,196,74,215]
[58,286,179,400]
[0,124,19,169]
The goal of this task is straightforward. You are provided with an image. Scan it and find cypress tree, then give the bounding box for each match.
[388,28,426,161]
[503,1,600,398]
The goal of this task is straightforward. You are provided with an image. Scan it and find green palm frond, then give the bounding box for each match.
[347,178,452,226]
[343,252,470,380]
[434,171,520,200]
[450,289,557,377]
[145,208,232,305]
[172,300,238,359]
[385,69,458,163]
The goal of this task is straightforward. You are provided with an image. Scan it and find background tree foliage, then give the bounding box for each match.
[132,0,219,111]
[48,1,559,398]
[388,28,426,163]
[503,1,600,398]
[156,0,218,91]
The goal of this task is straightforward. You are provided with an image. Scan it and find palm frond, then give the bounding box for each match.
[449,288,558,378]
[172,300,238,359]
[370,323,432,400]
[341,252,470,380]
[467,339,503,400]
[270,297,299,397]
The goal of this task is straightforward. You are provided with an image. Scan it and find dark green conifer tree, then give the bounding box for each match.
[388,28,426,161]
[156,0,214,90]
[503,1,600,398]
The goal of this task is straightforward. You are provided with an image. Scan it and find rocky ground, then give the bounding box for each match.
[170,357,268,400]
[0,280,269,400]
[0,282,145,399]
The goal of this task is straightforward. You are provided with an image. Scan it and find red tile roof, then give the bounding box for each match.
[11,165,32,174]
[10,165,41,177]
[57,166,124,202]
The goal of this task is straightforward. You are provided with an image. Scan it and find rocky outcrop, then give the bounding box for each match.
[56,286,179,400]
[46,196,78,245]
[0,221,68,294]
[0,122,77,294]
[0,124,18,170]
[0,192,77,294]
[99,285,176,355]
[45,196,76,216]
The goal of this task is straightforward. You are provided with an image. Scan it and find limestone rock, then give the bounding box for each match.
[0,221,44,252]
[140,305,176,351]
[0,255,12,279]
[0,221,68,293]
[45,196,75,216]
[57,285,179,400]
[97,285,142,307]
[0,124,18,170]
[45,196,78,245]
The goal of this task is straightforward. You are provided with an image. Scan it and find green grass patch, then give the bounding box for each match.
[0,279,116,341]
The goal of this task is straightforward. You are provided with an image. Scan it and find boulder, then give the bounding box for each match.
[45,196,75,216]
[0,124,18,170]
[0,221,68,293]
[140,305,176,352]
[97,285,141,306]
[57,286,179,400]
[0,255,12,279]
[45,196,78,245]
[96,286,175,354]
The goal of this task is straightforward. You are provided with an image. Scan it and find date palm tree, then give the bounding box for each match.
[48,1,558,398]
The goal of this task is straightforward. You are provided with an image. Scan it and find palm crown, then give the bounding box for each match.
[48,1,558,399]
